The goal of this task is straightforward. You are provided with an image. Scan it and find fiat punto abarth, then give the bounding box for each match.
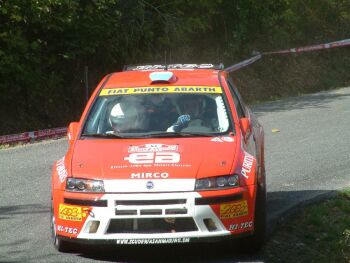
[51,64,266,252]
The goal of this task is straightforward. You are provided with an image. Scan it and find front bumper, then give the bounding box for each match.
[58,230,253,245]
[53,186,256,245]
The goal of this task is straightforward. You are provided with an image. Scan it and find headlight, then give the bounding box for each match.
[195,174,239,191]
[66,178,105,192]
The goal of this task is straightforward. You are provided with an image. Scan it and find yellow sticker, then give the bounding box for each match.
[220,200,248,219]
[99,86,222,96]
[58,204,84,221]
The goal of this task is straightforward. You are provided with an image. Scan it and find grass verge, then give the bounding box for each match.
[263,188,350,263]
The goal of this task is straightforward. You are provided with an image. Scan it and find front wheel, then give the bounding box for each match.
[50,198,73,252]
[239,182,267,253]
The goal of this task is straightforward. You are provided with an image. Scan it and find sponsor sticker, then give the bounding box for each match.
[221,136,234,142]
[210,137,234,143]
[100,86,222,96]
[220,200,248,219]
[131,172,169,179]
[58,204,87,221]
[56,157,68,183]
[115,238,190,245]
[229,221,253,231]
[57,225,78,234]
[112,144,191,169]
[241,152,254,179]
[128,144,178,153]
[210,137,223,142]
[130,64,216,70]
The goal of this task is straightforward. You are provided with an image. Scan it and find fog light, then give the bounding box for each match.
[203,218,217,232]
[84,220,100,233]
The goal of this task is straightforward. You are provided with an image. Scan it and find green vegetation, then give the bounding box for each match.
[263,189,350,263]
[0,0,349,134]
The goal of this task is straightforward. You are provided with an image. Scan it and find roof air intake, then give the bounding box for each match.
[149,72,176,84]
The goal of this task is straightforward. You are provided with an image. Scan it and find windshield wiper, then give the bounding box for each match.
[140,132,214,138]
[81,133,126,139]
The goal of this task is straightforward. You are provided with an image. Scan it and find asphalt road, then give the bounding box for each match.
[1,87,350,263]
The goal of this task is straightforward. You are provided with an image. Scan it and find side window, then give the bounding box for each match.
[227,79,245,118]
[83,97,108,134]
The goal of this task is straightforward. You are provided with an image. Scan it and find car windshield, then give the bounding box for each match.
[82,86,232,137]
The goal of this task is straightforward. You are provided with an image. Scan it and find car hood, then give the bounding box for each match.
[71,136,237,192]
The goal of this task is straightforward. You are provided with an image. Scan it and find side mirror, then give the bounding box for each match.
[67,122,79,145]
[239,118,251,139]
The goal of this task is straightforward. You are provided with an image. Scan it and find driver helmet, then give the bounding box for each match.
[109,100,148,132]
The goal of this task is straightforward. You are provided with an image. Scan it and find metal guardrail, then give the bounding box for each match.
[0,127,67,145]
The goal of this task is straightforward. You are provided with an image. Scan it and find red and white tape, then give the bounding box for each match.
[0,127,67,145]
[263,38,350,55]
[225,38,350,72]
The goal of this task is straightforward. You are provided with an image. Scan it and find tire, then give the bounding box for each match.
[50,198,73,253]
[239,181,267,253]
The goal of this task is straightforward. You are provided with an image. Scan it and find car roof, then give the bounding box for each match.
[103,70,222,88]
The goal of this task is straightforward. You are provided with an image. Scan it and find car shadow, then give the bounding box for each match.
[76,189,335,263]
[0,203,49,220]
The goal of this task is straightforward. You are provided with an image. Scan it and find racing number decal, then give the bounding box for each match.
[58,204,87,221]
[220,200,248,219]
[124,152,180,164]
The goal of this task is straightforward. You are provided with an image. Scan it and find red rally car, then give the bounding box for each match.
[51,64,266,252]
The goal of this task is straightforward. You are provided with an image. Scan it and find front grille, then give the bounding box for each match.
[115,210,137,216]
[115,199,186,206]
[106,218,197,234]
[165,208,187,215]
[115,207,188,216]
[140,209,162,215]
[115,198,188,216]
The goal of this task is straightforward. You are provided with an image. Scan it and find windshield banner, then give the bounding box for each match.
[100,86,222,96]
